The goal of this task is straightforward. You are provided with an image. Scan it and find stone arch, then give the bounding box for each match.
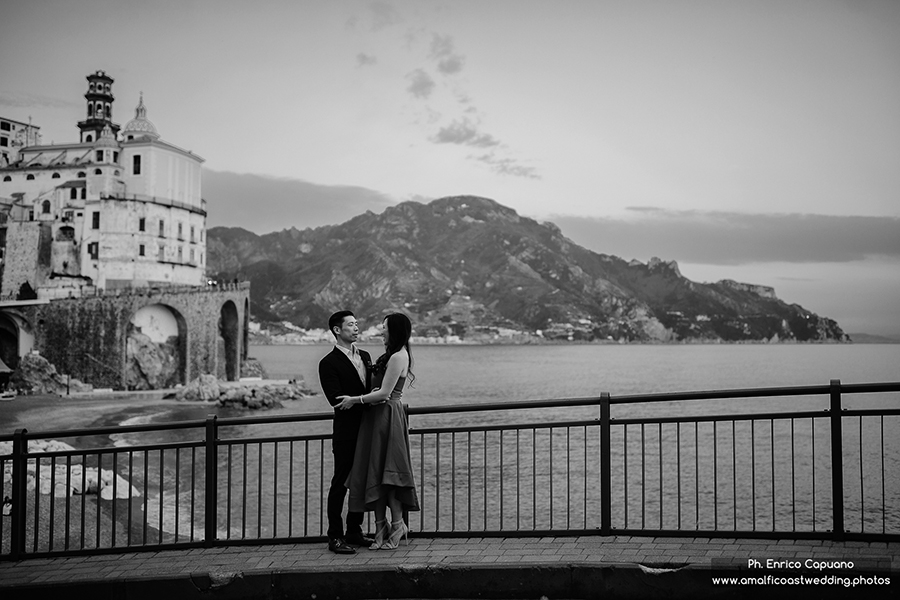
[219,300,239,381]
[125,303,187,390]
[0,311,35,373]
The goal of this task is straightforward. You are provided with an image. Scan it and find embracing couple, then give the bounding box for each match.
[318,310,420,554]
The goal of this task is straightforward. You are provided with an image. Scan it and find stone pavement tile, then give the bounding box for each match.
[646,543,684,551]
[857,547,895,555]
[636,554,670,564]
[478,555,498,563]
[494,555,522,562]
[779,539,823,546]
[434,549,469,556]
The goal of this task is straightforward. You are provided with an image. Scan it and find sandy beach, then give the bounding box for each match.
[0,392,181,436]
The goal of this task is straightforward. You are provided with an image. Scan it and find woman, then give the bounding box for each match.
[336,313,420,549]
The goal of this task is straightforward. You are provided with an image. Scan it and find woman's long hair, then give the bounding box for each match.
[373,312,415,385]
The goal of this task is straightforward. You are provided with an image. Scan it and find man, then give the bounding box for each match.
[318,310,375,554]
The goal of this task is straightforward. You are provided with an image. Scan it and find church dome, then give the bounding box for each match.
[94,124,120,148]
[122,94,159,140]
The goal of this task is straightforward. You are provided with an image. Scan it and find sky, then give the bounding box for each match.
[2,0,898,335]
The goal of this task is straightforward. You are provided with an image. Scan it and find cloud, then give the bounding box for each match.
[429,34,465,74]
[202,169,396,234]
[436,55,465,75]
[0,92,78,110]
[549,209,900,265]
[406,69,435,98]
[367,1,403,31]
[356,53,377,67]
[431,118,500,148]
[472,153,540,180]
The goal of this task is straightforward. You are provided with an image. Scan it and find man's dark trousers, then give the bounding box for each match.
[328,437,364,539]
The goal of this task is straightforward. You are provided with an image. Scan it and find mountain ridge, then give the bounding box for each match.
[207,195,848,343]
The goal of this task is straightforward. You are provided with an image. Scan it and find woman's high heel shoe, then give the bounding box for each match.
[383,519,408,549]
[369,519,388,550]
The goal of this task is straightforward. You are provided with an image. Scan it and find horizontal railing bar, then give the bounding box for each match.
[219,434,329,445]
[839,382,900,394]
[611,385,831,404]
[611,409,829,426]
[842,408,900,417]
[214,412,334,427]
[411,419,600,435]
[611,381,900,404]
[408,396,603,415]
[18,419,210,440]
[16,440,204,458]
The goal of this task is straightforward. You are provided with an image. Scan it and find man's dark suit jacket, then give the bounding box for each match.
[318,347,372,442]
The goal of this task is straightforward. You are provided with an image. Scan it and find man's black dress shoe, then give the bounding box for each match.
[328,538,356,554]
[344,531,376,546]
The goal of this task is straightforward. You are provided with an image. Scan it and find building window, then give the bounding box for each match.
[139,244,145,257]
[88,242,99,259]
[52,172,60,179]
[96,150,103,162]
[42,200,51,214]
[64,210,74,221]
[26,174,35,180]
[29,210,34,221]
[177,222,183,240]
[2,176,10,182]
[113,151,119,163]
[70,188,77,200]
[133,155,141,175]
[81,188,86,200]
[139,217,145,232]
[190,248,195,263]
[94,168,102,175]
[178,247,183,262]
[159,219,165,237]
[190,226,195,242]
[0,136,7,147]
[0,121,10,131]
[77,171,85,178]
[85,135,93,142]
[158,245,165,261]
[92,211,100,229]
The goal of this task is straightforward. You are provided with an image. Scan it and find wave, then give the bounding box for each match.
[110,410,173,447]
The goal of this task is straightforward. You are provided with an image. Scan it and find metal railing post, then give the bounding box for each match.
[600,392,611,535]
[10,429,28,560]
[829,379,845,541]
[204,414,218,546]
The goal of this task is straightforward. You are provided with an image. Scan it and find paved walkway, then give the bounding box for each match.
[1,535,898,598]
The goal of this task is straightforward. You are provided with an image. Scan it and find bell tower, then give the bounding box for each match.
[77,70,120,143]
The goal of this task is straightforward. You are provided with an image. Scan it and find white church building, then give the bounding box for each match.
[0,70,207,298]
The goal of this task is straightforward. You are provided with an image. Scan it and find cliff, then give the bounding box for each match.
[208,196,848,343]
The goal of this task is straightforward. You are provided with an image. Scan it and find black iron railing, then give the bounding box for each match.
[1,379,898,560]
